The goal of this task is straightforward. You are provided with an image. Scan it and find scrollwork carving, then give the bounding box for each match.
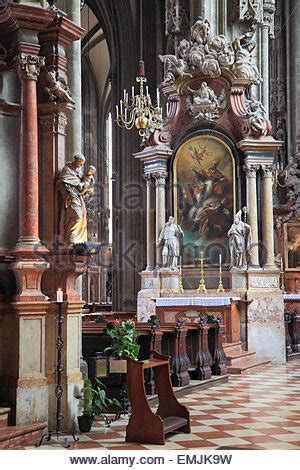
[159,17,262,88]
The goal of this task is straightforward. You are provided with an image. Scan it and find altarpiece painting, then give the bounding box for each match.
[173,135,235,266]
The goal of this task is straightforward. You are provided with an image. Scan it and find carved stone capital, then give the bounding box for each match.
[153,171,168,185]
[244,164,260,178]
[261,165,274,178]
[14,53,45,81]
[40,111,68,134]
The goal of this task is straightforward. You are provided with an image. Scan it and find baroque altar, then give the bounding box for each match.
[134,17,285,365]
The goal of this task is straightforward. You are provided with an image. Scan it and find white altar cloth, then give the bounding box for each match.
[283,294,300,300]
[155,297,240,307]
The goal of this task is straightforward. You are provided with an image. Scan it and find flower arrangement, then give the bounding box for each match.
[105,319,140,360]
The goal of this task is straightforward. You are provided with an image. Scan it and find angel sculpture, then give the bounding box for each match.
[186,82,226,120]
[159,54,192,86]
[44,71,75,105]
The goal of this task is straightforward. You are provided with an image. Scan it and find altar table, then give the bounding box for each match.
[154,296,241,343]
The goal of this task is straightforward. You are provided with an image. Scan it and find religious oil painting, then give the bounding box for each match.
[173,135,235,266]
[284,222,300,271]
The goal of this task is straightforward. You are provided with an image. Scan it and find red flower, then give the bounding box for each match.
[110,319,121,326]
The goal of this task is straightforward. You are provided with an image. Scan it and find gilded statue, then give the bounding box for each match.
[57,155,96,245]
[228,210,252,269]
[157,216,184,270]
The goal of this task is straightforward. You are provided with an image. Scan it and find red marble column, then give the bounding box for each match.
[14,50,45,256]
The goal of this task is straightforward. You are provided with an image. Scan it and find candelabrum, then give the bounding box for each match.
[177,270,184,294]
[37,301,79,448]
[195,252,207,294]
[115,61,165,137]
[217,271,225,293]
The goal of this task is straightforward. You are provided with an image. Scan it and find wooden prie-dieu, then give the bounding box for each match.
[126,351,190,445]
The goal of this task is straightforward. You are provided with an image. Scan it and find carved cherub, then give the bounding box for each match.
[159,54,192,86]
[44,71,75,105]
[80,165,96,198]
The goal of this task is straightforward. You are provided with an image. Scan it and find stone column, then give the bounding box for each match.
[145,174,154,271]
[154,171,167,269]
[261,165,276,269]
[14,51,45,253]
[244,163,260,268]
[61,0,82,157]
[261,24,270,116]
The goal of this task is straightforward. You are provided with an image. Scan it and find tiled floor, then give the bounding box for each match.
[25,360,300,450]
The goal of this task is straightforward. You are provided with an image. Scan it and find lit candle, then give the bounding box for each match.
[146,86,149,96]
[124,106,128,121]
[115,104,119,116]
[219,254,222,274]
[123,89,127,101]
[156,88,160,107]
[166,102,169,116]
[132,86,135,97]
[56,288,63,303]
[120,99,123,115]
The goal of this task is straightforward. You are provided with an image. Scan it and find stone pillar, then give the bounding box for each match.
[14,51,45,254]
[244,163,260,267]
[145,174,154,271]
[261,165,276,269]
[154,171,167,269]
[261,24,270,116]
[61,0,82,157]
[39,105,69,246]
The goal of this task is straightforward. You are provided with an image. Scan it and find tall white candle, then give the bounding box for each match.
[56,288,63,303]
[132,86,135,97]
[116,104,119,116]
[120,99,123,115]
[179,256,182,274]
[156,88,160,107]
[281,256,283,272]
[219,254,222,273]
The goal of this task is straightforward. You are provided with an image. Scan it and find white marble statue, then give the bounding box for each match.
[228,210,252,269]
[157,216,184,270]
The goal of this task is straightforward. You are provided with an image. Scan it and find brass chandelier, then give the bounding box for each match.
[115,0,163,137]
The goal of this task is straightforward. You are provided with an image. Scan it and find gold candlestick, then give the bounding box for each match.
[195,251,207,294]
[177,271,184,293]
[217,271,225,293]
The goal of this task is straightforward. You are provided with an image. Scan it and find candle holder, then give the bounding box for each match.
[195,252,207,294]
[280,270,286,293]
[217,271,225,293]
[177,271,184,294]
[36,301,79,448]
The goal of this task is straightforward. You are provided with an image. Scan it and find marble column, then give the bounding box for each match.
[154,171,167,269]
[260,24,270,116]
[261,165,275,268]
[145,174,154,271]
[14,51,45,253]
[244,164,260,268]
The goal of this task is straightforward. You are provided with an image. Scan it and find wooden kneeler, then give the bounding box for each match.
[126,351,190,445]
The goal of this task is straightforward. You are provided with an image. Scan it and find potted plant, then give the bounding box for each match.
[105,319,140,373]
[76,378,118,432]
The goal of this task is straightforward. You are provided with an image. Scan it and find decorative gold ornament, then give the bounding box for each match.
[195,251,207,294]
[177,271,184,294]
[217,271,225,293]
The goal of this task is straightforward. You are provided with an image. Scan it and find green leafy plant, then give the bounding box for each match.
[104,319,140,360]
[76,378,118,418]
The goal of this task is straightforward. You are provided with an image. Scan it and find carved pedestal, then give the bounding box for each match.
[246,269,285,364]
[290,311,300,353]
[208,317,227,376]
[172,320,190,387]
[195,319,212,380]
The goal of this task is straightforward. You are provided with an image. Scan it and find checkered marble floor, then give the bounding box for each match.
[25,360,300,450]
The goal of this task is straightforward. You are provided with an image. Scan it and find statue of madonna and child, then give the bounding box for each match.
[57,154,96,246]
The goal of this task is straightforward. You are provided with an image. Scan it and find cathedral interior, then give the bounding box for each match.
[0,0,300,452]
